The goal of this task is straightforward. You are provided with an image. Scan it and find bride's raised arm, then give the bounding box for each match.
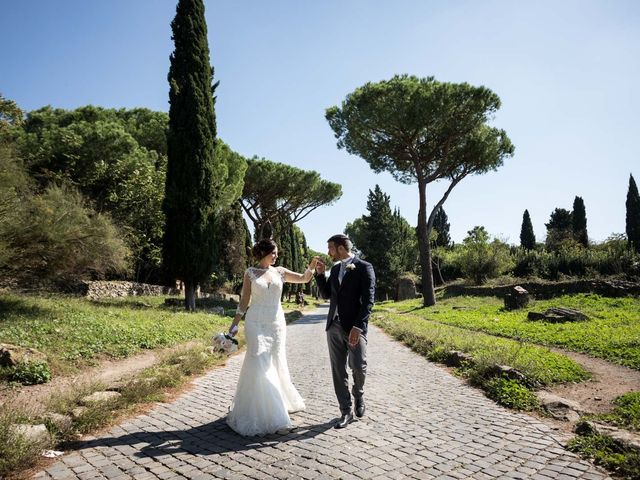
[279,257,319,284]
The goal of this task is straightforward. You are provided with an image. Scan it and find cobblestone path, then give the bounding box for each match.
[33,307,610,479]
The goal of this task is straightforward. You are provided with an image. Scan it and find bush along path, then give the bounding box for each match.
[26,306,609,480]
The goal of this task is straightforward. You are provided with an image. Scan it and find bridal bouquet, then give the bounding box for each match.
[212,332,238,354]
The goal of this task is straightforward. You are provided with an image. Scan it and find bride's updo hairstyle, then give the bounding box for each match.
[252,238,277,260]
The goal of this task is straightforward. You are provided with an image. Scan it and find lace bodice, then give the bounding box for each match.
[246,266,286,308]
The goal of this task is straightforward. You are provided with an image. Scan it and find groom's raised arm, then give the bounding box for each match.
[315,270,331,299]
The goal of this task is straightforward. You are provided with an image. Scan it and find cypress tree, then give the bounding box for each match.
[271,215,293,297]
[626,174,640,253]
[432,207,451,248]
[213,201,249,286]
[163,0,220,311]
[545,208,573,250]
[520,209,536,250]
[362,185,396,299]
[572,196,588,247]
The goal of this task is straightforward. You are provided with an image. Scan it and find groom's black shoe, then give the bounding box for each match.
[335,411,354,429]
[355,398,365,418]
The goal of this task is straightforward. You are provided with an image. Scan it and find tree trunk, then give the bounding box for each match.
[433,257,444,286]
[184,280,196,311]
[416,179,436,306]
[254,219,274,241]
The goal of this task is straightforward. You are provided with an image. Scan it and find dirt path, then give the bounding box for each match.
[546,347,640,414]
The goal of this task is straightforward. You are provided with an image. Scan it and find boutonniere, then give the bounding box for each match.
[346,263,356,271]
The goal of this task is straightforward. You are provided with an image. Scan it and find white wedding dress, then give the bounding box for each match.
[226,266,306,436]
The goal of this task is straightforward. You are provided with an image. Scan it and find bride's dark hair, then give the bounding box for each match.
[252,238,277,260]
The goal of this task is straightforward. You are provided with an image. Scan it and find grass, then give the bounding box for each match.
[484,378,539,410]
[568,392,640,479]
[590,391,640,432]
[372,312,588,387]
[0,405,53,478]
[0,293,234,376]
[371,307,591,411]
[568,433,640,479]
[379,294,640,370]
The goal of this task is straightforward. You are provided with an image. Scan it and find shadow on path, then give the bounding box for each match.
[69,417,336,459]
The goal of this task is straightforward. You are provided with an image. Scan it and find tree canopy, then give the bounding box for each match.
[240,157,341,240]
[326,75,514,305]
[19,105,167,281]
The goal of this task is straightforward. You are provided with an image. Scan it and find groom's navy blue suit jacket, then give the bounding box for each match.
[315,257,375,335]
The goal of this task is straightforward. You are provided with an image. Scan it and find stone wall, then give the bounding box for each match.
[76,281,180,299]
[442,279,640,299]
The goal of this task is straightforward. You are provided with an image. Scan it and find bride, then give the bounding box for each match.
[226,238,318,436]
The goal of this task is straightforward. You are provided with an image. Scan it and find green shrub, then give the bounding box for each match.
[484,378,538,410]
[436,233,640,282]
[595,391,640,431]
[568,433,640,479]
[2,183,130,284]
[457,227,514,284]
[7,361,52,385]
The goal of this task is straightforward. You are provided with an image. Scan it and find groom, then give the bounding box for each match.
[315,234,375,429]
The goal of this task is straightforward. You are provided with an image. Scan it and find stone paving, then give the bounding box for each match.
[33,306,611,479]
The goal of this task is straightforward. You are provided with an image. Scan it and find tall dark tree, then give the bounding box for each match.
[627,174,640,253]
[212,200,250,288]
[572,196,588,247]
[361,186,396,299]
[545,208,573,251]
[519,209,536,250]
[345,185,416,299]
[432,207,451,248]
[269,217,309,298]
[163,0,236,310]
[390,207,419,277]
[327,75,514,306]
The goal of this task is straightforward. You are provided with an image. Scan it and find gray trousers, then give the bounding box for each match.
[327,319,367,414]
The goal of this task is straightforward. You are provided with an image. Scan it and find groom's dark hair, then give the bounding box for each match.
[327,234,352,252]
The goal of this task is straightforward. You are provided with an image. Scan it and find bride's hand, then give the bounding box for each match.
[228,323,239,337]
[308,256,319,271]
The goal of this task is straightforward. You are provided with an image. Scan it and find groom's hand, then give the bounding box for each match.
[348,328,360,347]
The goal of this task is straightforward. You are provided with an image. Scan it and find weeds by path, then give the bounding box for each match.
[371,311,588,410]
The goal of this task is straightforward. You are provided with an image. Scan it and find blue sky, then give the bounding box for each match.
[2,0,639,252]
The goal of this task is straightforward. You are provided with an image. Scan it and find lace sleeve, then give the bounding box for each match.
[278,266,313,284]
[245,267,256,282]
